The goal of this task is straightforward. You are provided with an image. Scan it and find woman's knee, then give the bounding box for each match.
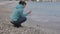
[21,17,27,23]
[24,17,27,21]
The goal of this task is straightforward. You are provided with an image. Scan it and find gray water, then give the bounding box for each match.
[26,2,60,16]
[23,2,60,34]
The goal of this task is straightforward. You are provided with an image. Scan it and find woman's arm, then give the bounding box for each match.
[23,11,32,16]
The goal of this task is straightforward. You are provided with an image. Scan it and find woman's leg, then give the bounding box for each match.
[18,17,27,26]
[10,17,27,27]
[10,21,20,28]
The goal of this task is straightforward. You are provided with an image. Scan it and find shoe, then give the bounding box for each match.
[13,24,23,28]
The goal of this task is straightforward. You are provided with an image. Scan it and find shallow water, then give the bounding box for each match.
[24,2,60,34]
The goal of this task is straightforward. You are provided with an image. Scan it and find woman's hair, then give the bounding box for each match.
[19,1,26,5]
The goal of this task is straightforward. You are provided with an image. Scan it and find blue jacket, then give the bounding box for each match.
[10,4,27,21]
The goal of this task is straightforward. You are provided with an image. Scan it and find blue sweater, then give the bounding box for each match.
[10,4,27,21]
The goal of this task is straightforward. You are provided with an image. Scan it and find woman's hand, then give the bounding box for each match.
[27,11,32,15]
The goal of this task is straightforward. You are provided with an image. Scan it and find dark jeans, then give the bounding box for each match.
[10,17,27,27]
